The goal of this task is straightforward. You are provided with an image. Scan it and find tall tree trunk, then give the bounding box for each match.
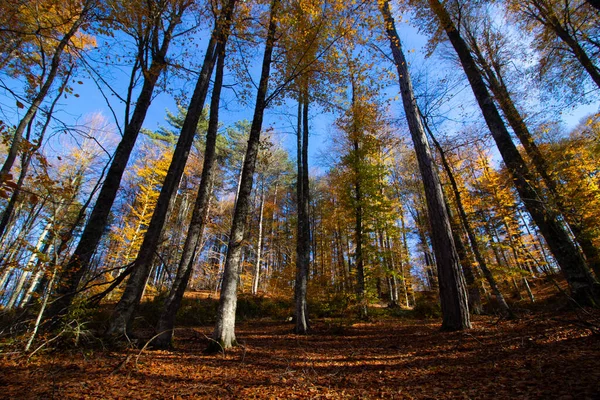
[466,30,600,279]
[295,91,310,334]
[444,195,484,315]
[47,13,186,320]
[106,0,237,337]
[422,112,510,316]
[381,229,399,305]
[348,79,367,319]
[209,0,278,350]
[429,0,600,307]
[152,47,226,348]
[353,141,366,317]
[252,185,265,295]
[381,0,471,330]
[398,202,412,307]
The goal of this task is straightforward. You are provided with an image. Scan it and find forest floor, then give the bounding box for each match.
[1,288,600,399]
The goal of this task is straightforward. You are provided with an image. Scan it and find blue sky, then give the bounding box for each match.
[2,9,597,177]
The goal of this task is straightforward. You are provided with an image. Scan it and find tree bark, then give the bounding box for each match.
[347,78,367,319]
[209,0,279,350]
[465,29,600,279]
[105,0,237,337]
[429,0,600,306]
[295,92,310,334]
[422,112,511,316]
[151,47,226,348]
[252,185,265,295]
[381,0,471,330]
[48,6,188,319]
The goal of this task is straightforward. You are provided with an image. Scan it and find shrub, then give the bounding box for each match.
[175,297,219,326]
[308,293,352,318]
[411,291,441,319]
[236,294,292,321]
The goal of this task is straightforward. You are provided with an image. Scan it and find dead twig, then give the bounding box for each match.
[110,354,132,375]
[135,329,175,368]
[27,325,67,361]
[203,334,225,358]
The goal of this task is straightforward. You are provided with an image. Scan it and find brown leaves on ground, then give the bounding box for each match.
[1,311,599,399]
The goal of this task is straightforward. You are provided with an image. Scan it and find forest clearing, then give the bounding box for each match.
[1,281,600,399]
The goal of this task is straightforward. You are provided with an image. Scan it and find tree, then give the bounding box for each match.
[380,0,471,330]
[48,0,196,319]
[0,0,98,238]
[294,93,311,332]
[210,0,280,350]
[152,46,227,348]
[422,114,511,316]
[506,0,600,91]
[428,0,600,306]
[105,0,237,336]
[460,6,600,279]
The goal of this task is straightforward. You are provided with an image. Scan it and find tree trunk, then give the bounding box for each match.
[422,112,510,316]
[106,0,237,337]
[47,13,186,319]
[353,139,366,318]
[523,277,535,303]
[252,185,265,296]
[209,0,278,351]
[466,31,600,279]
[445,195,484,315]
[398,203,413,307]
[152,48,226,348]
[381,0,471,330]
[347,78,367,319]
[295,92,310,334]
[428,0,600,307]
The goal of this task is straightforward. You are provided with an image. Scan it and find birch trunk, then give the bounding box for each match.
[252,185,265,296]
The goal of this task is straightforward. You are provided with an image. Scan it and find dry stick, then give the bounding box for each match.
[27,323,67,360]
[24,265,58,352]
[135,329,176,367]
[203,334,226,358]
[110,354,132,375]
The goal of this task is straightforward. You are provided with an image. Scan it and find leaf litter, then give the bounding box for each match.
[1,311,599,399]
